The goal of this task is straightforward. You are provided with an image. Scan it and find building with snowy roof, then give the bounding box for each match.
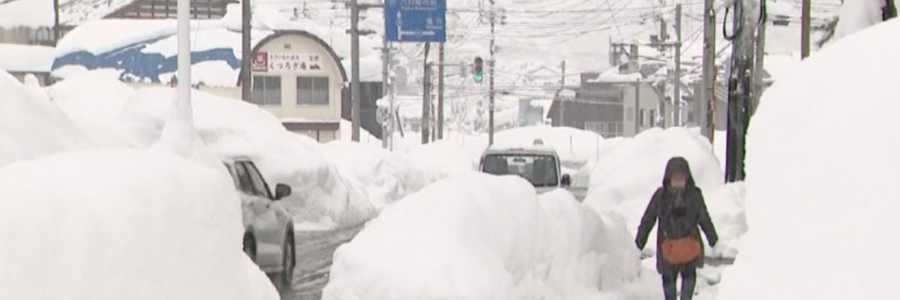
[548,71,666,138]
[49,4,387,142]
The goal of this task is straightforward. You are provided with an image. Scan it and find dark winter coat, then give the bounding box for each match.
[635,157,719,274]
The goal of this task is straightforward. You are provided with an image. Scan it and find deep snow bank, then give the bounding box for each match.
[717,18,900,300]
[112,87,376,227]
[493,126,604,169]
[830,0,888,44]
[0,149,278,300]
[323,175,658,300]
[0,71,93,168]
[584,128,745,257]
[322,141,447,210]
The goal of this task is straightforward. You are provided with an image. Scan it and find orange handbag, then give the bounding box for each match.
[661,237,701,264]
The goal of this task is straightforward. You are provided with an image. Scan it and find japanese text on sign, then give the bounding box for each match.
[262,52,324,73]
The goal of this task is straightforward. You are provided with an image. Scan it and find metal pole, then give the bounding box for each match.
[241,0,251,102]
[488,0,496,146]
[177,0,191,110]
[801,0,811,59]
[438,43,445,140]
[701,0,716,139]
[351,0,361,142]
[726,0,757,182]
[674,4,683,127]
[422,43,431,144]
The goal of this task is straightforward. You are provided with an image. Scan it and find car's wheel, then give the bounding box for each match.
[243,232,256,262]
[280,232,295,288]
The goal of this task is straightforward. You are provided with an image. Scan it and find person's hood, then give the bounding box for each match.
[662,156,695,188]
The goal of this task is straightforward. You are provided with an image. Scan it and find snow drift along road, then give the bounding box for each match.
[717,18,900,300]
[0,72,278,299]
[45,75,376,228]
[322,174,659,300]
[0,71,93,167]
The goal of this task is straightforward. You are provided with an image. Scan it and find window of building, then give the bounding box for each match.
[251,76,281,105]
[649,109,656,127]
[297,77,330,105]
[638,109,645,126]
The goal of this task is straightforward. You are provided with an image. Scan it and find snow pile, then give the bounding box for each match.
[404,140,482,175]
[0,150,279,300]
[323,175,658,300]
[830,0,888,44]
[0,70,277,300]
[0,0,53,28]
[0,71,93,167]
[493,126,604,170]
[111,87,376,227]
[717,18,900,300]
[0,44,55,73]
[322,141,446,210]
[584,128,746,257]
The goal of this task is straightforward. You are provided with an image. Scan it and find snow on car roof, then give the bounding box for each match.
[483,144,559,157]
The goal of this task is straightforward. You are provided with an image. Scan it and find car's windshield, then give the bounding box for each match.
[482,154,559,187]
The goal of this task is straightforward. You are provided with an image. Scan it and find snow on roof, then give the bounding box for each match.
[58,0,140,26]
[0,44,55,73]
[0,0,54,28]
[0,0,150,28]
[588,70,643,83]
[51,4,383,86]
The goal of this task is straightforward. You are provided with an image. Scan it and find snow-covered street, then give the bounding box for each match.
[4,0,898,299]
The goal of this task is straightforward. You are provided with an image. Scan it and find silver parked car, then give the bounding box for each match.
[223,157,296,288]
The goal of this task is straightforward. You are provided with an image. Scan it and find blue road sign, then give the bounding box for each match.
[385,0,446,43]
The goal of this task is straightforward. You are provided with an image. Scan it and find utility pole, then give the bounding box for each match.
[381,40,391,149]
[674,4,683,127]
[438,43,446,140]
[561,59,566,87]
[53,0,60,43]
[700,0,716,139]
[726,0,758,182]
[176,0,191,127]
[488,0,496,146]
[801,0,811,59]
[422,43,432,144]
[634,80,641,136]
[753,7,767,115]
[350,0,361,142]
[241,0,251,102]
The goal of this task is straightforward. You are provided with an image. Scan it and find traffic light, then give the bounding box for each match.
[473,57,484,83]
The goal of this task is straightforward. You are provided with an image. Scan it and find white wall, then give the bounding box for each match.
[622,83,664,137]
[254,34,343,122]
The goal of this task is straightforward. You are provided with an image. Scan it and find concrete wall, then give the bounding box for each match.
[622,83,664,137]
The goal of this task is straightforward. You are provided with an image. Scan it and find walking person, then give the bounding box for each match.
[635,157,719,300]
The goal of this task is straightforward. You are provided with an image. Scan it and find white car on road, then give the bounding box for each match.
[478,142,573,194]
[223,157,296,289]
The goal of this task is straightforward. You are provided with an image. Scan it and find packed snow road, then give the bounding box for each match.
[278,224,365,300]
